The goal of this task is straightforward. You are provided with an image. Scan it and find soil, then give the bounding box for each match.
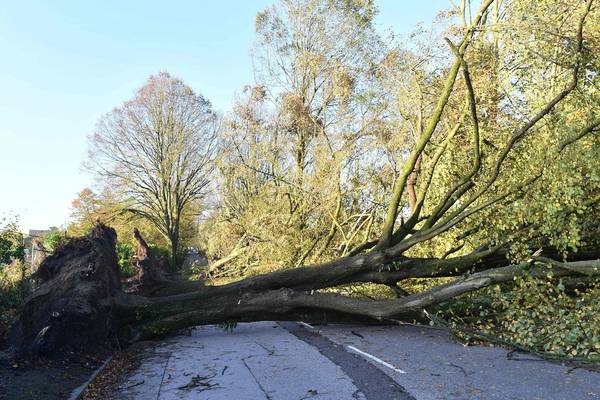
[0,351,109,400]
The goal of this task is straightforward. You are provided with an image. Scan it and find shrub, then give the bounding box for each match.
[116,242,136,277]
[150,244,170,260]
[43,229,69,252]
[0,217,24,265]
[0,261,32,340]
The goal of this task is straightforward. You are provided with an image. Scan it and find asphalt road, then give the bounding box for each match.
[104,322,600,400]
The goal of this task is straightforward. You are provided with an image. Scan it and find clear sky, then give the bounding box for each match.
[0,0,448,231]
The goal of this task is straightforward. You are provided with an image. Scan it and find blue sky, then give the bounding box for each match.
[0,0,448,231]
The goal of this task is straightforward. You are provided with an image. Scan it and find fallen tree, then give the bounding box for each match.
[6,222,600,357]
[6,0,600,357]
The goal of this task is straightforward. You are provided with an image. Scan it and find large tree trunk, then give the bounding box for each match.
[169,231,180,271]
[6,223,600,358]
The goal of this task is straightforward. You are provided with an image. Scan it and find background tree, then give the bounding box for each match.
[68,187,169,248]
[202,0,388,277]
[87,72,218,268]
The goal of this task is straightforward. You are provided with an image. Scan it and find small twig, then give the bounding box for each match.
[121,380,145,390]
[177,373,218,391]
[351,330,364,339]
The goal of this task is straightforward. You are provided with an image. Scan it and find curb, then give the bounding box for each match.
[68,356,113,400]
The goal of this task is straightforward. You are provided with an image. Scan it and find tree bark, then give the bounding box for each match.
[125,228,176,296]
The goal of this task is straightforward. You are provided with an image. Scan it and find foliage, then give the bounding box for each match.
[203,0,600,279]
[498,278,600,357]
[43,229,69,252]
[68,188,167,245]
[150,244,171,260]
[68,187,173,268]
[0,216,31,339]
[440,275,600,359]
[0,216,24,266]
[0,261,32,340]
[202,0,389,275]
[116,242,136,277]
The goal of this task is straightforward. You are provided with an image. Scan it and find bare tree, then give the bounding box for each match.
[87,72,218,268]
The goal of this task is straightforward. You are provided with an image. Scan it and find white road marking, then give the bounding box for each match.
[299,321,315,329]
[347,345,407,374]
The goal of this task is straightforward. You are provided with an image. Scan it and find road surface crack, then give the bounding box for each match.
[155,350,172,400]
[242,357,273,400]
